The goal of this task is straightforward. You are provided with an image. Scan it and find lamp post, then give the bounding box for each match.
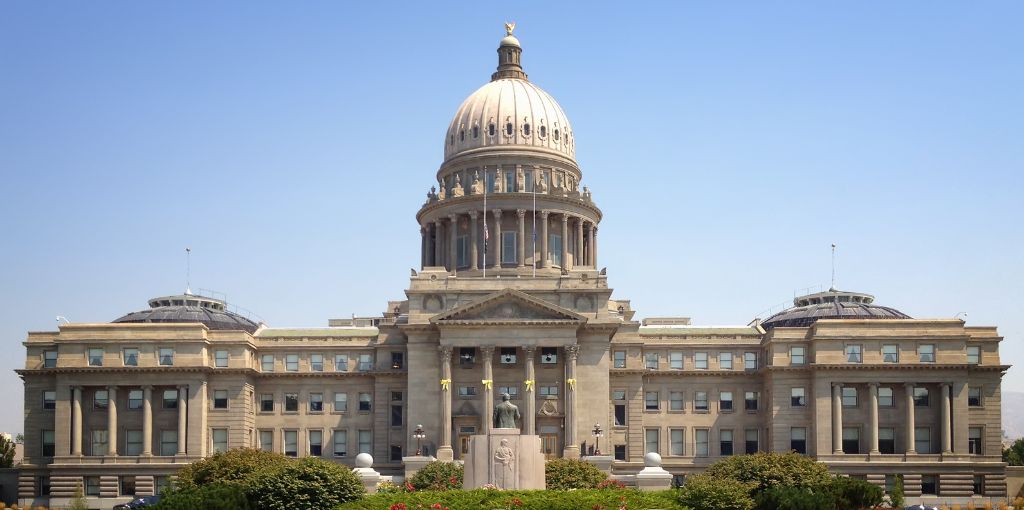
[413,424,426,456]
[592,423,603,455]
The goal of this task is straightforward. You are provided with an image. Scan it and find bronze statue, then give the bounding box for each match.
[493,392,521,429]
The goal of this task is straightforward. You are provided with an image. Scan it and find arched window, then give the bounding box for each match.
[488,123,496,137]
[554,129,560,142]
[449,134,454,145]
[506,122,514,136]
[523,123,531,136]
[472,126,479,138]
[539,125,546,138]
[459,129,465,142]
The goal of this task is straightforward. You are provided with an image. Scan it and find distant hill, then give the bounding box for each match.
[1003,391,1024,440]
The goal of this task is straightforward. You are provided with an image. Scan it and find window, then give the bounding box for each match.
[969,427,983,454]
[973,475,984,496]
[391,404,403,427]
[43,390,56,410]
[261,354,274,372]
[286,354,299,371]
[720,352,733,370]
[459,386,478,397]
[43,350,57,368]
[260,430,273,452]
[915,427,931,454]
[500,347,517,364]
[879,387,894,407]
[645,391,659,411]
[390,444,403,462]
[334,354,348,371]
[163,389,178,409]
[41,430,55,456]
[695,429,709,457]
[214,349,228,367]
[790,427,807,454]
[488,123,496,137]
[613,351,626,368]
[155,476,171,495]
[842,387,858,407]
[309,430,323,456]
[524,170,534,192]
[745,429,758,454]
[720,429,734,456]
[310,393,323,412]
[967,345,981,364]
[498,385,519,398]
[919,344,935,363]
[120,477,135,497]
[969,387,982,407]
[694,391,708,411]
[333,430,348,457]
[213,390,228,409]
[645,352,659,370]
[37,476,51,497]
[669,351,683,369]
[159,348,174,366]
[791,388,806,407]
[94,389,109,409]
[212,428,228,453]
[393,391,404,402]
[501,232,517,264]
[842,427,859,454]
[921,475,937,495]
[540,347,558,364]
[720,391,734,411]
[504,169,515,191]
[358,354,373,371]
[845,345,862,363]
[549,234,563,266]
[914,387,929,407]
[284,393,298,412]
[745,391,759,411]
[790,346,805,365]
[260,393,274,412]
[85,476,101,496]
[645,429,659,455]
[614,444,626,461]
[123,348,139,366]
[523,123,531,136]
[88,348,104,366]
[472,125,479,138]
[670,429,685,456]
[669,391,684,411]
[614,404,626,426]
[879,427,895,454]
[359,392,372,412]
[539,386,558,397]
[459,348,475,366]
[334,392,348,412]
[160,431,177,456]
[358,430,372,454]
[882,344,898,363]
[284,431,298,457]
[125,389,141,410]
[92,430,108,456]
[311,354,324,371]
[456,235,469,267]
[744,352,757,370]
[695,352,708,370]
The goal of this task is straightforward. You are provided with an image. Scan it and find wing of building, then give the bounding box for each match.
[16,28,1009,508]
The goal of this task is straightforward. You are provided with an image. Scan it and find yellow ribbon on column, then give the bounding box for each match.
[440,379,451,390]
[566,378,577,390]
[481,379,493,389]
[524,380,535,391]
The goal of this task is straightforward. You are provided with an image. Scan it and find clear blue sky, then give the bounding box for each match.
[1,2,1021,435]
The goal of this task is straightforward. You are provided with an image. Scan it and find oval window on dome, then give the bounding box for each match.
[459,129,465,142]
[472,125,479,139]
[539,125,546,138]
[554,129,560,142]
[506,122,514,136]
[488,123,495,137]
[523,123,531,136]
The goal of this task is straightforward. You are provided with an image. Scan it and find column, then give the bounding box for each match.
[469,211,479,270]
[905,383,916,454]
[142,386,153,456]
[434,220,443,268]
[832,383,843,454]
[107,386,118,456]
[560,214,569,269]
[448,214,458,272]
[868,383,880,454]
[437,346,454,461]
[492,209,503,268]
[523,346,536,435]
[587,223,595,266]
[177,385,188,455]
[575,218,584,267]
[481,346,494,436]
[516,209,526,267]
[420,226,427,268]
[592,226,598,266]
[563,344,580,458]
[72,386,83,456]
[941,383,952,454]
[539,211,549,268]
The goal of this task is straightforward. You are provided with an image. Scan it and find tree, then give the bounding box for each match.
[175,448,289,490]
[1004,438,1024,465]
[69,483,89,510]
[0,435,17,468]
[678,474,756,510]
[246,457,365,510]
[702,452,834,496]
[544,458,607,490]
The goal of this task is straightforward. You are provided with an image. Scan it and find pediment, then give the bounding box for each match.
[430,289,586,324]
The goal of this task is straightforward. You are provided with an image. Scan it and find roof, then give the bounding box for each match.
[112,293,261,334]
[255,327,379,338]
[639,325,762,337]
[761,289,911,329]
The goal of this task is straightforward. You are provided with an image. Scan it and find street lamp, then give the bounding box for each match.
[592,423,603,455]
[413,424,426,456]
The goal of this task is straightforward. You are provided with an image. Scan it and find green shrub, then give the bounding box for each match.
[888,475,905,509]
[155,484,252,510]
[678,474,755,510]
[407,461,464,491]
[335,488,688,510]
[702,452,833,496]
[832,477,883,510]
[544,458,607,490]
[175,448,289,490]
[247,457,365,510]
[755,485,835,510]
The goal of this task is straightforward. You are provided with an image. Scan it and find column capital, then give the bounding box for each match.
[832,382,844,390]
[480,345,495,356]
[439,345,453,362]
[565,344,580,360]
[107,385,118,392]
[561,213,569,224]
[516,208,526,218]
[940,382,952,390]
[469,210,479,219]
[447,213,457,222]
[523,345,536,355]
[178,384,188,391]
[493,208,503,218]
[434,218,443,226]
[540,210,550,219]
[904,382,916,390]
[142,385,154,391]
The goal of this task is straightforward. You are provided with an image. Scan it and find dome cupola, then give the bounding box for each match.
[760,288,911,329]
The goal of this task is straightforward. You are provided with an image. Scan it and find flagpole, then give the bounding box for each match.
[482,170,487,278]
[532,174,537,278]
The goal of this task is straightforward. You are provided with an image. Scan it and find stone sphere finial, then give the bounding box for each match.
[643,452,662,467]
[355,452,373,468]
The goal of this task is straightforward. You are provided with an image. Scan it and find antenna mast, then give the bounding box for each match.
[830,243,837,291]
[185,247,192,295]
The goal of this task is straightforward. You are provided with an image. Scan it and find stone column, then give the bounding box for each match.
[516,209,526,267]
[905,383,916,454]
[560,214,569,268]
[142,386,153,456]
[448,214,459,272]
[481,346,495,436]
[469,211,479,271]
[523,346,536,435]
[539,211,549,268]
[72,386,83,456]
[493,209,503,268]
[420,226,427,268]
[563,344,580,458]
[177,385,188,455]
[575,218,584,267]
[832,383,843,454]
[107,386,118,456]
[587,223,595,266]
[434,220,443,268]
[868,383,880,454]
[941,383,952,453]
[593,226,598,266]
[437,346,454,461]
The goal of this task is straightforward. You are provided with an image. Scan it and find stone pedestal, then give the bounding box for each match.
[463,429,545,490]
[353,453,381,494]
[584,455,614,475]
[635,453,672,492]
[402,455,436,480]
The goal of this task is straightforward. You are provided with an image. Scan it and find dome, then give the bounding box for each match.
[760,289,911,329]
[113,293,261,334]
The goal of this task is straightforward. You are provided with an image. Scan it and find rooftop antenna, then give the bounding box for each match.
[830,243,837,292]
[185,247,192,295]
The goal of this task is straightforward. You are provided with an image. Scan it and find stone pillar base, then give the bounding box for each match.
[435,446,454,462]
[584,455,614,475]
[402,455,436,480]
[464,429,544,490]
[635,453,673,492]
[354,453,381,494]
[562,445,580,459]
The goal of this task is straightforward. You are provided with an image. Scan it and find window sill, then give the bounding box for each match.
[283,411,300,415]
[720,409,734,414]
[694,409,709,414]
[644,409,661,413]
[668,410,686,414]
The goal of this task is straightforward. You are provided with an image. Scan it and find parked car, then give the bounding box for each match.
[904,506,939,510]
[113,495,160,509]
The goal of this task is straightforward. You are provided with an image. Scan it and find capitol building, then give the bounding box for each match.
[16,28,1009,507]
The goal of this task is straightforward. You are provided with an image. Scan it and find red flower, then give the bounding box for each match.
[404,481,416,492]
[431,504,443,509]
[511,498,523,506]
[389,504,407,510]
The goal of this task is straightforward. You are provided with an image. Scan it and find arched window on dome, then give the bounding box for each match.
[506,122,514,137]
[523,123,531,136]
[450,134,454,145]
[459,129,465,142]
[539,125,546,138]
[472,125,479,139]
[488,123,496,137]
[554,129,560,142]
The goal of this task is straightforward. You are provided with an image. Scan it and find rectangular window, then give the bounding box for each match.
[842,387,858,407]
[973,475,984,496]
[505,171,515,193]
[670,429,685,456]
[614,404,626,426]
[744,352,757,370]
[456,235,469,268]
[919,344,935,363]
[391,404,403,427]
[645,429,659,455]
[213,389,228,409]
[284,431,298,457]
[214,350,228,367]
[120,476,136,496]
[695,429,709,457]
[645,391,659,411]
[914,387,929,407]
[745,429,758,454]
[613,351,626,368]
[85,476,101,496]
[36,476,51,497]
[358,430,372,454]
[334,392,348,412]
[212,428,228,453]
[501,231,517,265]
[43,390,56,410]
[89,348,104,366]
[260,430,273,452]
[540,347,558,364]
[879,427,895,454]
[669,351,683,369]
[123,348,139,367]
[695,352,708,370]
[358,354,373,371]
[967,345,981,364]
[539,386,558,397]
[260,393,274,412]
[498,386,519,398]
[694,391,708,411]
[460,348,475,366]
[44,349,57,368]
[126,389,144,410]
[159,348,174,366]
[94,389,109,409]
[720,391,734,411]
[612,390,626,401]
[311,354,324,372]
[915,427,931,454]
[921,475,937,495]
[614,444,626,461]
[745,391,759,411]
[790,427,807,454]
[969,387,982,407]
[879,387,894,407]
[284,393,299,412]
[459,386,477,397]
[286,354,299,371]
[334,354,348,371]
[720,352,733,370]
[669,391,684,411]
[645,352,659,370]
[882,344,899,363]
[790,346,805,365]
[163,389,178,409]
[92,430,108,456]
[969,427,983,455]
[309,393,323,413]
[359,392,372,412]
[524,170,534,192]
[333,430,348,457]
[160,430,177,456]
[791,388,806,407]
[550,234,563,267]
[309,430,323,456]
[500,347,517,364]
[41,430,55,457]
[842,427,859,454]
[846,345,862,363]
[261,354,274,372]
[720,429,734,456]
[390,445,403,462]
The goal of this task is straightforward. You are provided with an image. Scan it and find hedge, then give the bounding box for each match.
[544,458,608,490]
[336,489,688,510]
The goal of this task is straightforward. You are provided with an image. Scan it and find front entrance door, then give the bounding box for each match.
[539,425,561,459]
[457,426,476,460]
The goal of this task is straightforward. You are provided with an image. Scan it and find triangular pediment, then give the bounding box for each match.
[430,289,586,324]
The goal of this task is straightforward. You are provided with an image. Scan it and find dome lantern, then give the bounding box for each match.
[492,22,527,81]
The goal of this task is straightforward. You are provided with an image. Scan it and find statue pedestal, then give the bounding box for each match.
[463,429,545,490]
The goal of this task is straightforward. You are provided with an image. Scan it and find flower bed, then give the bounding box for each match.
[335,489,687,510]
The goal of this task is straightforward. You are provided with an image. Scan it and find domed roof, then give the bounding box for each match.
[113,293,261,334]
[761,289,911,329]
[443,29,575,163]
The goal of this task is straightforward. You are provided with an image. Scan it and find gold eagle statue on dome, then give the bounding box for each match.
[505,22,516,36]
